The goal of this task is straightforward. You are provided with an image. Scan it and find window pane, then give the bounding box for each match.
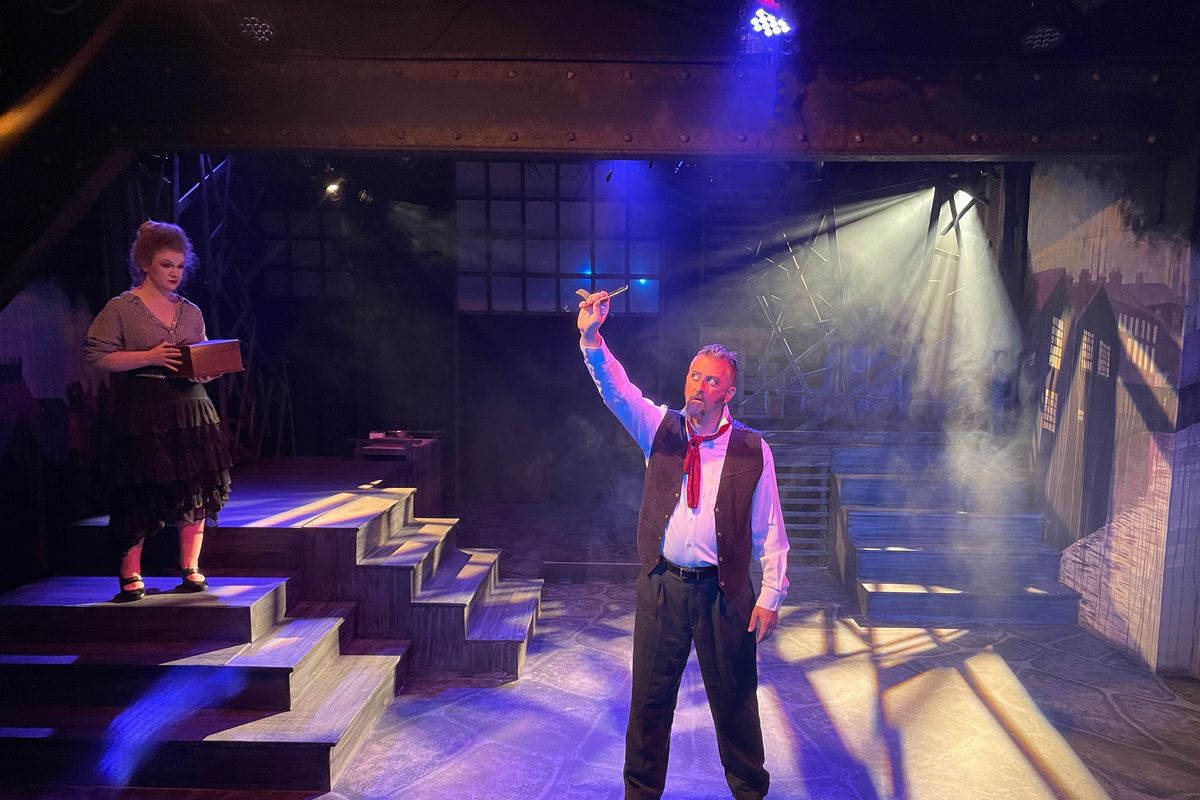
[263,269,288,296]
[560,240,592,275]
[629,202,660,237]
[524,164,555,197]
[458,276,488,311]
[262,210,287,236]
[629,279,659,313]
[595,240,626,275]
[492,277,523,311]
[595,202,626,236]
[526,239,556,273]
[456,199,486,232]
[289,211,321,236]
[489,162,522,196]
[630,241,660,275]
[322,211,348,238]
[526,277,556,312]
[323,240,340,267]
[263,240,287,266]
[561,278,592,314]
[325,272,353,298]
[525,201,555,234]
[455,161,486,195]
[489,200,522,234]
[291,240,323,267]
[457,237,487,271]
[560,201,591,235]
[293,270,323,297]
[559,163,591,198]
[491,239,522,272]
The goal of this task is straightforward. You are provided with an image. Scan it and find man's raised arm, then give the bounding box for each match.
[576,290,667,459]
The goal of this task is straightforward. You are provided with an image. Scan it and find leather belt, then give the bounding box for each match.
[659,557,718,581]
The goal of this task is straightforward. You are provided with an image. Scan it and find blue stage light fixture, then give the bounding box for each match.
[750,7,791,38]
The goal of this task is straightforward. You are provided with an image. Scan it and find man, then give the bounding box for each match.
[577,289,789,800]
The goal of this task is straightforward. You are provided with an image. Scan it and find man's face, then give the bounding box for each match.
[683,354,736,424]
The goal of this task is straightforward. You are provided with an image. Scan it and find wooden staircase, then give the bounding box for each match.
[0,577,405,790]
[826,445,1080,625]
[774,460,831,563]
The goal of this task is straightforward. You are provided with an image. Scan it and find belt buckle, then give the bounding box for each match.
[678,564,699,580]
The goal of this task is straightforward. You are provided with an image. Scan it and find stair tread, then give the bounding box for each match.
[220,486,415,530]
[0,602,351,670]
[0,576,287,609]
[860,580,1079,597]
[360,521,456,566]
[0,654,397,745]
[413,549,498,606]
[467,579,543,643]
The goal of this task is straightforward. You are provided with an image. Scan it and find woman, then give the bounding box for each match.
[85,220,232,601]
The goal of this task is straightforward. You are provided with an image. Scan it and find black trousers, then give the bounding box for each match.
[624,564,769,800]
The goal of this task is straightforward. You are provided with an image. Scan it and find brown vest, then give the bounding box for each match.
[636,411,764,615]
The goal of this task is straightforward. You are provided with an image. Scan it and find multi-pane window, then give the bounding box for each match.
[259,210,352,298]
[1042,388,1059,433]
[455,161,662,314]
[1049,316,1065,370]
[1080,330,1095,372]
[1098,341,1112,378]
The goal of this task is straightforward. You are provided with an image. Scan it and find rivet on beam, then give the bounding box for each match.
[396,130,405,140]
[623,133,633,142]
[1031,134,1043,143]
[1089,134,1102,143]
[798,132,808,142]
[737,133,748,143]
[624,70,633,80]
[911,134,923,144]
[508,70,517,78]
[1091,72,1102,81]
[1148,135,1159,145]
[1150,73,1161,83]
[280,128,288,137]
[969,133,982,143]
[450,68,459,78]
[566,69,576,79]
[452,131,462,140]
[509,132,519,141]
[974,73,983,81]
[566,132,577,141]
[338,128,347,139]
[681,70,690,80]
[852,133,864,143]
[1032,73,1042,81]
[221,126,231,135]
[680,134,690,143]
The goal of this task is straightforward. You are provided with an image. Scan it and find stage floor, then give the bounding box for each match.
[1,569,1198,799]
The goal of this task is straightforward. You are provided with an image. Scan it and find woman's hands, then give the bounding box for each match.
[144,341,183,372]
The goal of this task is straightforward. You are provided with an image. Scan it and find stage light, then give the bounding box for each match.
[1021,24,1064,53]
[750,7,791,38]
[325,181,342,200]
[239,15,276,45]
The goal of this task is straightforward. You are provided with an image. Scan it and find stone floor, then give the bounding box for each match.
[3,504,1199,800]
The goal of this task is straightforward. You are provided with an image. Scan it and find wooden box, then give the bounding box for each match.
[177,339,244,378]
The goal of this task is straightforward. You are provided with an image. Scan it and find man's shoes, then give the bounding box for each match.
[176,567,208,593]
[116,573,145,602]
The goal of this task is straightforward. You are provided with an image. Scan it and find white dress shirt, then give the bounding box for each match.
[583,339,790,612]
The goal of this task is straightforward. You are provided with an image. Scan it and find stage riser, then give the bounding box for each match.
[842,512,1044,545]
[855,553,1061,585]
[0,665,292,710]
[0,740,334,791]
[857,587,1080,625]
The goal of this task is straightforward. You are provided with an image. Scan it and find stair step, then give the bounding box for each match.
[857,580,1080,625]
[843,507,1044,545]
[413,549,498,610]
[464,579,543,677]
[0,653,400,790]
[0,577,288,644]
[360,519,458,594]
[835,475,1030,512]
[0,600,352,711]
[855,545,1061,584]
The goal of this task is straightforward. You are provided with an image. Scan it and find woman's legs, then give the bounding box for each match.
[119,540,145,590]
[178,518,206,585]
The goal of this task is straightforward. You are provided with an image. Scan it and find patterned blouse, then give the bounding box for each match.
[84,291,208,366]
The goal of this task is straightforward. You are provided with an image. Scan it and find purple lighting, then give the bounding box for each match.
[750,7,791,38]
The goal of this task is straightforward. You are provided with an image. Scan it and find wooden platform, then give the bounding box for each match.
[7,457,543,791]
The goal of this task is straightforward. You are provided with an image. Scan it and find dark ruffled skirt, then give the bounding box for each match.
[106,375,232,555]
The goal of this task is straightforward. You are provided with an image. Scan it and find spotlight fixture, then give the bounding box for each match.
[750,5,791,38]
[1020,1,1066,53]
[239,15,276,45]
[1021,24,1064,53]
[322,163,344,202]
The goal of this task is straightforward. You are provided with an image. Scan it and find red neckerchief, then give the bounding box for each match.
[682,418,730,510]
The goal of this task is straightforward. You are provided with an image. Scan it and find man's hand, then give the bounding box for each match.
[747,606,778,644]
[577,289,610,347]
